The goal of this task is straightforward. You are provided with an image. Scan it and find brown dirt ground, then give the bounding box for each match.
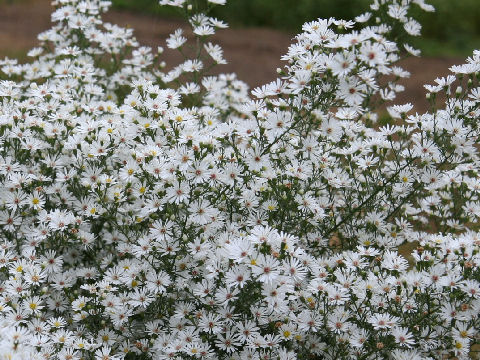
[0,0,465,113]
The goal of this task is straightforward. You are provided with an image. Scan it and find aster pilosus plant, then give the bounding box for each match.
[0,0,479,359]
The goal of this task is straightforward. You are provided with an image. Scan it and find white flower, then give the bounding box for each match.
[166,29,187,49]
[251,255,280,284]
[392,327,415,348]
[165,181,190,204]
[368,313,399,331]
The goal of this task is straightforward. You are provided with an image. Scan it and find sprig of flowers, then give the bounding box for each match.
[0,0,479,359]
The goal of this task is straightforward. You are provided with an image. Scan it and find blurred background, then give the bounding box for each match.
[0,0,478,111]
[113,0,480,57]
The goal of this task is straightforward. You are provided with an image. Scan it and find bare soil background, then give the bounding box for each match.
[0,0,466,113]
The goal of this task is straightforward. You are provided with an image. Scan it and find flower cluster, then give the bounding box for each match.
[0,0,479,359]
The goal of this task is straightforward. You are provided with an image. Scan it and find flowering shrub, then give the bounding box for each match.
[0,0,479,359]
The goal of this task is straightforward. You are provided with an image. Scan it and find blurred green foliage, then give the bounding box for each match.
[112,0,480,56]
[112,0,370,29]
[409,0,480,56]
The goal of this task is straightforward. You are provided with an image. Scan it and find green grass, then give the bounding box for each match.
[113,0,180,17]
[0,49,28,62]
[111,0,371,30]
[411,35,480,58]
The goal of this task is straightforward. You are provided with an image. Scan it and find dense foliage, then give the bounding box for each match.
[0,0,479,359]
